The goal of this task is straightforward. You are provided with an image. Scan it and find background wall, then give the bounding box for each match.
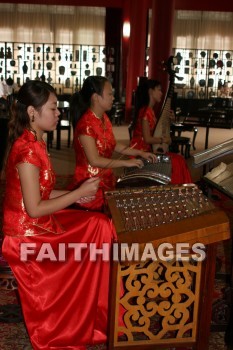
[0,0,233,12]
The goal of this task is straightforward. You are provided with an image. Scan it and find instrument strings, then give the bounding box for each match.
[98,142,138,178]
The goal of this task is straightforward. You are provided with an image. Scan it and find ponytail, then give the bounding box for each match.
[70,92,88,129]
[2,80,55,176]
[131,79,161,130]
[70,75,109,129]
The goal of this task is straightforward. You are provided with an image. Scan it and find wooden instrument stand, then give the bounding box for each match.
[105,186,231,350]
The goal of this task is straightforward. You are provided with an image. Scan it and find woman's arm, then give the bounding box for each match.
[50,190,70,198]
[142,119,170,145]
[79,134,144,169]
[17,163,100,218]
[114,142,156,162]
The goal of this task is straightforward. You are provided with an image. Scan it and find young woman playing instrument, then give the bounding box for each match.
[130,79,192,184]
[2,80,117,350]
[69,75,156,211]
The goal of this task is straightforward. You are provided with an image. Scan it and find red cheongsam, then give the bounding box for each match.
[68,109,117,211]
[2,129,117,350]
[130,106,192,184]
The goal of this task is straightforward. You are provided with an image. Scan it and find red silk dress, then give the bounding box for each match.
[2,129,117,350]
[68,109,117,211]
[130,106,192,184]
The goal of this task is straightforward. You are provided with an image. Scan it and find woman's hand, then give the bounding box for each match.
[75,177,100,202]
[140,151,157,163]
[124,158,144,168]
[76,195,96,204]
[162,136,172,145]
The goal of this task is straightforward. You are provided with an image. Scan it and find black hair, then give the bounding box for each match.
[3,80,56,173]
[70,75,109,129]
[131,78,161,130]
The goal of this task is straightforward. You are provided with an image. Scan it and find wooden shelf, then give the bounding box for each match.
[0,42,117,93]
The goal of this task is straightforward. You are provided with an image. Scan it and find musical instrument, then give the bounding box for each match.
[105,184,230,350]
[152,56,177,153]
[116,154,171,188]
[105,184,225,240]
[193,138,233,167]
[193,138,233,199]
[204,161,233,199]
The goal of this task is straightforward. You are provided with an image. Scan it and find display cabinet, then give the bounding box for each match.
[173,48,233,99]
[0,42,117,94]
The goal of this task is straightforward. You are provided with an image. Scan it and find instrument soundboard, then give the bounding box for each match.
[117,154,171,187]
[105,184,229,247]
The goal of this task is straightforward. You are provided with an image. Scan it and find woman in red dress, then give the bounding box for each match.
[130,79,192,184]
[2,80,117,350]
[69,76,156,211]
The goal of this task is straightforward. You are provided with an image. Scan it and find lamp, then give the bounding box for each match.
[123,21,130,38]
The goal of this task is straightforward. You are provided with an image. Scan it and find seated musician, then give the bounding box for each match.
[2,80,117,350]
[68,75,156,211]
[130,78,192,184]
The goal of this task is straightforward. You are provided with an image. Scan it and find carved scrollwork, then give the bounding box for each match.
[0,275,18,290]
[116,258,201,345]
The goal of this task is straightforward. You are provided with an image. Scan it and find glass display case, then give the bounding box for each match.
[173,48,233,99]
[0,42,116,94]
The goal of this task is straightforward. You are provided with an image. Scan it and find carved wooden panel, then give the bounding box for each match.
[113,257,201,347]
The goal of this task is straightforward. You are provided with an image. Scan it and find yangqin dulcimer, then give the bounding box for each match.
[105,184,230,350]
[105,184,229,245]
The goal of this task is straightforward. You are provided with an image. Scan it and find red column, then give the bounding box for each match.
[124,0,149,123]
[121,0,131,95]
[148,0,175,97]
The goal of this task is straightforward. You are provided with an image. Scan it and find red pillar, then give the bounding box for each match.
[148,0,175,97]
[124,0,149,123]
[121,0,130,96]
